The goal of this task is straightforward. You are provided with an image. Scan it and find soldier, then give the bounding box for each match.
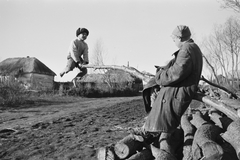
[131,25,203,151]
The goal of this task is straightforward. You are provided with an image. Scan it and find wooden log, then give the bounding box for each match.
[114,134,144,159]
[206,110,239,160]
[191,111,224,160]
[190,110,208,128]
[219,98,240,109]
[149,144,160,159]
[182,144,192,160]
[150,144,177,160]
[97,144,117,160]
[208,109,233,130]
[221,119,240,159]
[155,149,178,160]
[237,109,240,118]
[82,64,154,85]
[194,93,239,121]
[181,114,196,160]
[181,115,196,142]
[126,149,153,160]
[221,141,239,160]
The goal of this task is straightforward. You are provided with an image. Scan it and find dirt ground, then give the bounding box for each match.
[0,95,147,160]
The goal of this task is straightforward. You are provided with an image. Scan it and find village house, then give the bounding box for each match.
[0,57,56,90]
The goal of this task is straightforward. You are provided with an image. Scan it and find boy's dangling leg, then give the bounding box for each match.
[73,68,87,88]
[76,67,87,79]
[60,57,76,77]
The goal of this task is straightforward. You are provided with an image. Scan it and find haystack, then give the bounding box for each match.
[74,69,143,97]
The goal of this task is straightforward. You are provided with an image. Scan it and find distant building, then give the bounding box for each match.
[0,57,56,90]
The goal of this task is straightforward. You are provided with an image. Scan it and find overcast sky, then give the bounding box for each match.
[0,0,235,82]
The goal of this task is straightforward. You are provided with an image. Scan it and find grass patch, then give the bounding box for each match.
[0,79,28,107]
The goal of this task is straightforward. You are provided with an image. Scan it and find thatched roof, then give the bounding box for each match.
[0,57,56,76]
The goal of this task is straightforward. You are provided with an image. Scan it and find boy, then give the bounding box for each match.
[60,27,89,87]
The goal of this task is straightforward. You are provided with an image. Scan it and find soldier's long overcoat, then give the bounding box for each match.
[144,39,203,133]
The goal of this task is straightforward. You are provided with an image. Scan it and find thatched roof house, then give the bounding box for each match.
[0,57,56,90]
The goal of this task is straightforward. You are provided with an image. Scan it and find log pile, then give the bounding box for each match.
[97,104,240,160]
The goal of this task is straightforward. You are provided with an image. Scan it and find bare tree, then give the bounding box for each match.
[91,39,115,88]
[221,17,240,84]
[92,39,105,66]
[202,16,240,90]
[202,27,230,83]
[202,52,220,84]
[220,0,240,13]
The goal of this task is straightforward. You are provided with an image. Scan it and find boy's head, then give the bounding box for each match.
[76,28,89,37]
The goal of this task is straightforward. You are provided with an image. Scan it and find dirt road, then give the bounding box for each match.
[0,96,146,160]
[0,96,142,130]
